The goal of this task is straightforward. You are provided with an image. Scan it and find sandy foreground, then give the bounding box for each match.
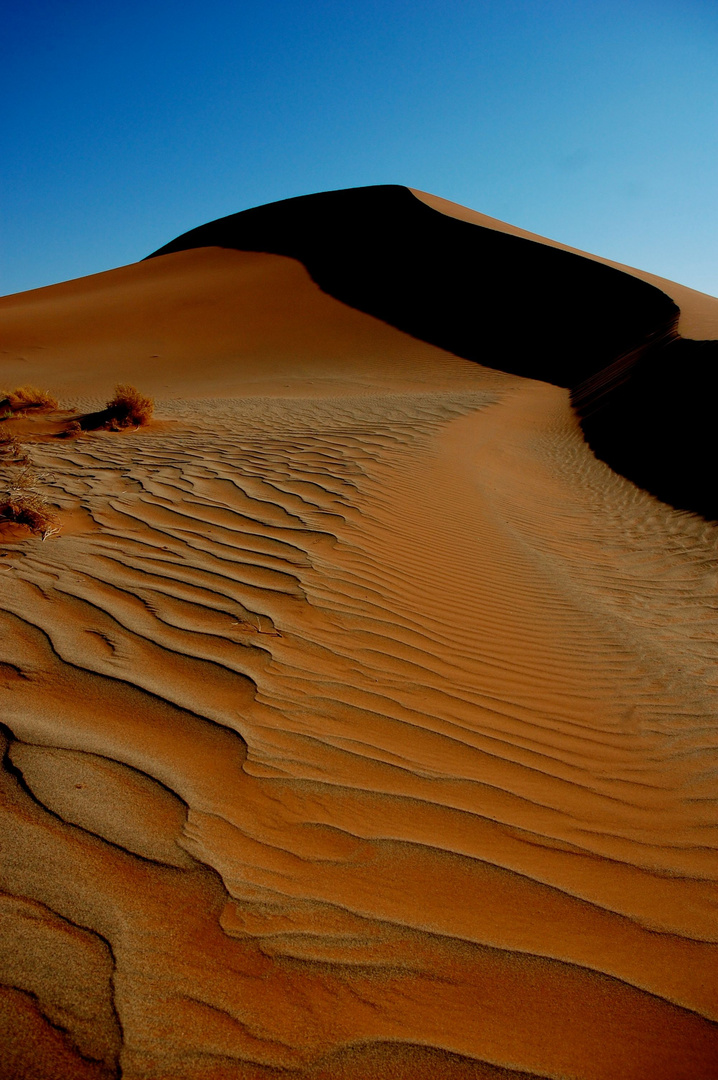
[0,191,717,1079]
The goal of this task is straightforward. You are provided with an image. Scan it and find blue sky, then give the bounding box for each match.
[2,0,717,296]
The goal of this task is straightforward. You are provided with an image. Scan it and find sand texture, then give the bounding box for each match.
[0,188,717,1079]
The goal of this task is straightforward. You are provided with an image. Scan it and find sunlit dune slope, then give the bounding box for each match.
[0,246,482,400]
[0,186,717,1079]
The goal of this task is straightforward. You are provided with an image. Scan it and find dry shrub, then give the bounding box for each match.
[58,420,82,439]
[0,386,58,412]
[0,469,58,538]
[105,384,154,428]
[0,493,57,536]
[0,431,29,464]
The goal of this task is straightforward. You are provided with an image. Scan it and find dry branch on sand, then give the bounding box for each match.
[0,468,59,539]
[0,385,58,413]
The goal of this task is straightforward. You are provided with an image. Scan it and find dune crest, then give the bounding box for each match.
[0,186,717,1078]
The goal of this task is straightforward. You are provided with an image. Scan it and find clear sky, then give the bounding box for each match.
[2,0,717,297]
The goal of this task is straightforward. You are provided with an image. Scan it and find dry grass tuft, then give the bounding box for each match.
[0,386,59,413]
[76,384,154,433]
[58,420,82,439]
[105,384,154,428]
[0,431,30,464]
[0,468,58,538]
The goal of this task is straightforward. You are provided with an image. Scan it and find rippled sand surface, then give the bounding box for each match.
[1,225,717,1078]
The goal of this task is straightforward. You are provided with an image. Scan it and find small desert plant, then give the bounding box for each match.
[0,386,58,413]
[104,384,154,428]
[58,420,82,439]
[76,384,154,432]
[0,432,30,464]
[0,469,58,539]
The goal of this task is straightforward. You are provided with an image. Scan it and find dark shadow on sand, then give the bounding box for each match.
[148,185,716,520]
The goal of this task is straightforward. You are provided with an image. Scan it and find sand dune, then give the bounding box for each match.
[146,185,718,521]
[0,187,717,1078]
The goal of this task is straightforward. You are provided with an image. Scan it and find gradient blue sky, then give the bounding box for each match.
[2,0,717,297]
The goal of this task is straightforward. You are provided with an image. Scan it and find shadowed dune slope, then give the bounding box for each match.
[412,188,718,339]
[574,334,718,522]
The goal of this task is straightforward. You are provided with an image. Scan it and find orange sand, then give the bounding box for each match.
[0,191,717,1079]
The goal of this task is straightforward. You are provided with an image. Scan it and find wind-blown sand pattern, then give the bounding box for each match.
[1,188,717,1079]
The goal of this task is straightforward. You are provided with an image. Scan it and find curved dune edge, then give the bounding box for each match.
[0,246,488,400]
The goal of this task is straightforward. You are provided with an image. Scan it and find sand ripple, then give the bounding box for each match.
[1,385,717,1078]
